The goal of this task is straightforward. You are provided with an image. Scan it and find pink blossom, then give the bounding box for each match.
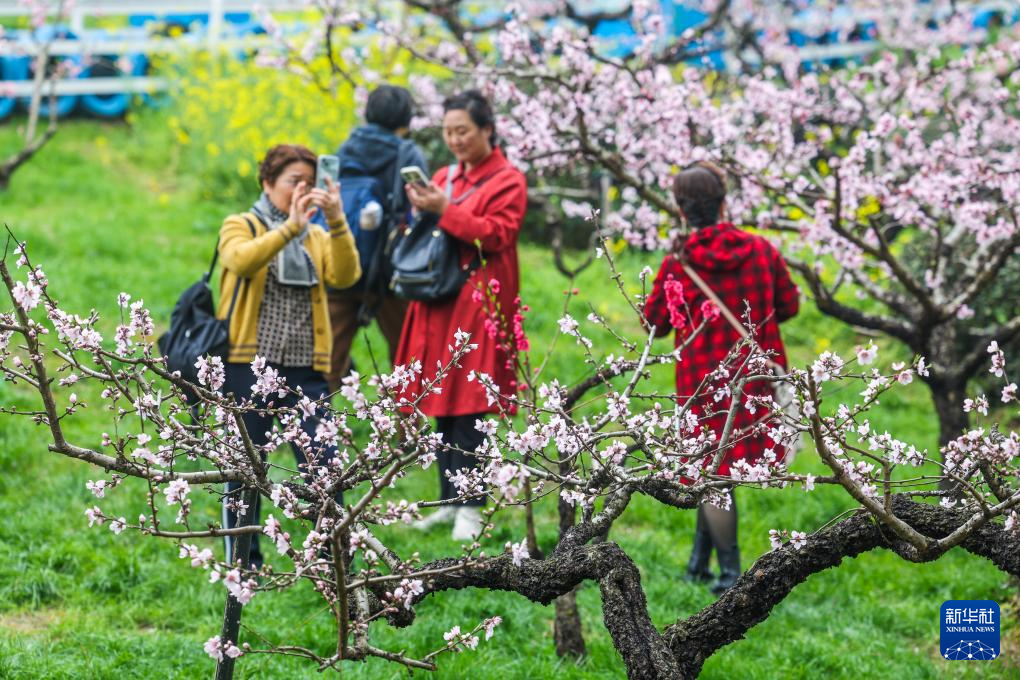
[251,356,287,398]
[86,480,107,498]
[699,300,720,323]
[557,314,578,334]
[506,540,530,567]
[988,342,1006,378]
[204,636,224,661]
[482,616,502,640]
[85,506,104,527]
[391,578,424,610]
[263,515,291,555]
[856,343,878,365]
[195,355,226,391]
[163,479,191,507]
[11,280,41,311]
[179,544,214,569]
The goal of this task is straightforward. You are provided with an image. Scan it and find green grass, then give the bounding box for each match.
[0,119,1015,679]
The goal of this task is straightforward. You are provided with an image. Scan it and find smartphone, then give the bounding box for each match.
[316,154,340,190]
[400,166,430,188]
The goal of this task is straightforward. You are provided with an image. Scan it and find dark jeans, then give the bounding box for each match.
[435,413,487,507]
[222,362,340,566]
[325,289,408,392]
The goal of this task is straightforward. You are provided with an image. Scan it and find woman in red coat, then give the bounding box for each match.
[397,90,528,540]
[644,162,799,594]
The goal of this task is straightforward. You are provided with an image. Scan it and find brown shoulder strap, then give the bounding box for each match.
[678,256,783,372]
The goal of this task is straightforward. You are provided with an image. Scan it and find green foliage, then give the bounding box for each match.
[0,120,1014,679]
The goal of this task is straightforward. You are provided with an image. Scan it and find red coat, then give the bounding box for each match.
[644,223,799,476]
[395,147,528,417]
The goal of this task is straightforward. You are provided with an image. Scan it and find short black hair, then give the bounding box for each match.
[443,89,497,146]
[672,162,727,228]
[365,84,413,131]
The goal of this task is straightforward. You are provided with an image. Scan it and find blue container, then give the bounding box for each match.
[592,18,641,59]
[0,47,22,121]
[129,13,252,30]
[80,52,147,118]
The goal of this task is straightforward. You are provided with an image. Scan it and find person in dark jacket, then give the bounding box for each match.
[325,84,429,391]
[643,161,799,595]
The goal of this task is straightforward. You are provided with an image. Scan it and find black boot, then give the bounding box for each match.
[710,544,741,595]
[685,512,714,583]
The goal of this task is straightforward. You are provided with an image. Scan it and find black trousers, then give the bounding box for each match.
[435,413,487,507]
[222,362,340,566]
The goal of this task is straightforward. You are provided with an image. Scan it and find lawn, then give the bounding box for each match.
[0,118,1015,679]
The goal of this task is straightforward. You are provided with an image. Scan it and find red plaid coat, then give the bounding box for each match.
[644,222,799,476]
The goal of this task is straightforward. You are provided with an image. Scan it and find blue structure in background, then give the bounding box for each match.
[0,2,1016,120]
[79,39,148,118]
[9,25,82,119]
[0,57,19,121]
[128,13,252,31]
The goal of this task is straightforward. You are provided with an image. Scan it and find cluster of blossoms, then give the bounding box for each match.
[473,277,530,386]
[769,528,808,551]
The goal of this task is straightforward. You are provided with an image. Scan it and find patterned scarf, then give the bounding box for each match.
[252,193,318,287]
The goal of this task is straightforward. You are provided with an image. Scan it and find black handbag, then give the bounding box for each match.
[157,217,256,385]
[389,165,506,303]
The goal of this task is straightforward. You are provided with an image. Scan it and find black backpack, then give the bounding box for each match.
[157,217,256,386]
[389,165,505,303]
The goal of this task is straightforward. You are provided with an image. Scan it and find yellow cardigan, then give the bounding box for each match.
[216,211,361,374]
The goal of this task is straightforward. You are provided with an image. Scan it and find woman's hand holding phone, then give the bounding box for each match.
[288,181,317,231]
[404,167,449,216]
[306,176,344,224]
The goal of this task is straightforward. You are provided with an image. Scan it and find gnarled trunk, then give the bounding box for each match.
[554,489,587,657]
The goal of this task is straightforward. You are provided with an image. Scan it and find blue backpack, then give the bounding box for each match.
[314,140,415,296]
[337,168,385,291]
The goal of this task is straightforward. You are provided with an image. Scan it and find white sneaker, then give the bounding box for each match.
[411,506,457,531]
[451,507,484,542]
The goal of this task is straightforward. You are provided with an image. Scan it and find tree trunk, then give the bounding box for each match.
[554,585,587,658]
[931,382,968,449]
[554,485,587,657]
[928,381,968,492]
[215,487,259,680]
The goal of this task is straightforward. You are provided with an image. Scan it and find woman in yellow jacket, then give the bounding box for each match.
[218,144,360,569]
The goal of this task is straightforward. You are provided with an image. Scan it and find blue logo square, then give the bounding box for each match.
[941,600,1000,661]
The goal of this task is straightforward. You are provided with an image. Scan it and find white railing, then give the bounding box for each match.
[0,1,303,96]
[0,0,300,37]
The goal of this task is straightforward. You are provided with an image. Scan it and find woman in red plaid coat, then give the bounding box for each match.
[644,162,799,594]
